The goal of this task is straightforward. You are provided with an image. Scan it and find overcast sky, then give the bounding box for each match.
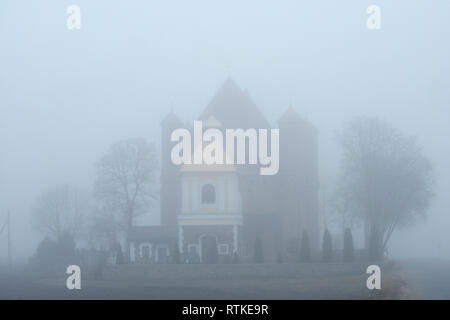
[1,0,449,262]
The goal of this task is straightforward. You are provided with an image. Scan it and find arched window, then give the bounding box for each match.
[201,184,216,204]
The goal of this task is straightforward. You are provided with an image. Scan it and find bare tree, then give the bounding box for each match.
[336,117,434,259]
[32,185,89,239]
[94,138,158,260]
[88,205,122,251]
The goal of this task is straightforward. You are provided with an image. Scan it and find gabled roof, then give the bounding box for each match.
[199,78,270,129]
[279,106,304,124]
[203,115,223,129]
[180,125,237,173]
[278,106,318,133]
[161,110,182,126]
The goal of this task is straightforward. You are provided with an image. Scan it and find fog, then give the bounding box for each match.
[0,0,449,286]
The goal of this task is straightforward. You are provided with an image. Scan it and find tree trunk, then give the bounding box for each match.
[125,208,133,263]
[368,223,382,261]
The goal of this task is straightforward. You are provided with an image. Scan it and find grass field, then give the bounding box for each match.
[0,262,413,299]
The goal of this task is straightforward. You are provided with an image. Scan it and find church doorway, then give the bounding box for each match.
[200,234,218,264]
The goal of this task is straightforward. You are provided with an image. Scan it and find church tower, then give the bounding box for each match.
[278,107,319,258]
[160,111,183,230]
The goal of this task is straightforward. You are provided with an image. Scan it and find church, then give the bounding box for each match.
[128,79,319,263]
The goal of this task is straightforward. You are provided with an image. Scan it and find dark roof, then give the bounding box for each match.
[278,106,304,123]
[128,226,176,242]
[161,110,182,126]
[278,106,318,133]
[199,78,270,129]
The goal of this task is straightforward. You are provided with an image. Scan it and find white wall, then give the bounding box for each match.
[181,173,241,215]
